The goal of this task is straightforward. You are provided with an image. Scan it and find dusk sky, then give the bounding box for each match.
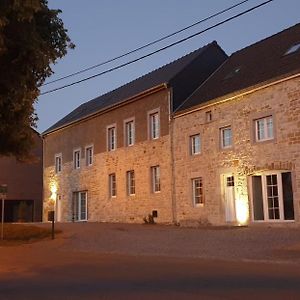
[36,0,300,133]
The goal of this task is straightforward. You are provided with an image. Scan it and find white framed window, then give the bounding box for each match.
[151,166,161,193]
[255,116,273,142]
[55,153,62,173]
[85,145,93,166]
[251,172,294,222]
[220,126,232,148]
[107,125,116,151]
[109,173,116,198]
[127,170,135,196]
[149,110,160,140]
[190,134,201,155]
[72,191,87,221]
[192,177,204,206]
[125,119,135,146]
[73,149,81,169]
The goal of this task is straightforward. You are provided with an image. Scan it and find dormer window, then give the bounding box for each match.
[284,43,300,56]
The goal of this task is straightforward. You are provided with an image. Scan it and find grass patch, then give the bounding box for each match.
[0,224,61,245]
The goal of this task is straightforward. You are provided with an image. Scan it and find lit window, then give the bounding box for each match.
[109,173,116,197]
[149,111,160,139]
[127,170,135,196]
[220,126,232,148]
[85,146,93,166]
[55,154,62,173]
[192,177,204,206]
[107,125,116,151]
[190,134,201,155]
[255,116,273,142]
[73,149,81,169]
[151,166,160,193]
[125,120,135,146]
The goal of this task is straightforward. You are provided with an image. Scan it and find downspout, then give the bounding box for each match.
[168,88,178,224]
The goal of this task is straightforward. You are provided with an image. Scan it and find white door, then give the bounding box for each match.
[224,175,236,222]
[56,194,62,222]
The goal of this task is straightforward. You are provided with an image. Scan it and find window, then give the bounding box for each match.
[127,170,135,196]
[149,111,160,139]
[251,172,294,221]
[55,154,62,173]
[255,116,274,142]
[284,43,300,55]
[73,149,81,169]
[151,166,160,193]
[125,120,135,146]
[192,177,204,206]
[72,191,87,221]
[190,134,201,155]
[85,146,93,166]
[107,125,116,151]
[109,173,116,198]
[205,111,212,122]
[220,126,232,148]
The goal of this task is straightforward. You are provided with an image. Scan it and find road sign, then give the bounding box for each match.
[0,184,7,199]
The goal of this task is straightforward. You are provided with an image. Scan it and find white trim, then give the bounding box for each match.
[124,117,135,147]
[148,108,160,140]
[85,144,94,166]
[73,148,81,169]
[107,123,117,151]
[54,153,62,174]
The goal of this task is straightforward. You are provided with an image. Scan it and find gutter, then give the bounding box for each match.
[42,83,168,137]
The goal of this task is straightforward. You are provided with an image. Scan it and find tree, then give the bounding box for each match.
[0,0,74,159]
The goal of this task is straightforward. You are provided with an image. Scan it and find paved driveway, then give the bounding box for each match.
[1,223,300,299]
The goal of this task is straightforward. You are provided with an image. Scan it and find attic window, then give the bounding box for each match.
[284,43,300,55]
[224,66,241,80]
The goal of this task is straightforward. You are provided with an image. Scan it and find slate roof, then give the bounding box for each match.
[44,41,227,134]
[177,23,300,112]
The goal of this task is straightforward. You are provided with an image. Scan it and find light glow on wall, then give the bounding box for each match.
[235,196,249,225]
[50,182,57,202]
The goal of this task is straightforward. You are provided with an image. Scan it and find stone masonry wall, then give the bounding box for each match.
[43,88,174,224]
[173,77,300,226]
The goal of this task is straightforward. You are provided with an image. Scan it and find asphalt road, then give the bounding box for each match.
[1,223,300,299]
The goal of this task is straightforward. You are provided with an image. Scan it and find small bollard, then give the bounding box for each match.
[48,211,55,240]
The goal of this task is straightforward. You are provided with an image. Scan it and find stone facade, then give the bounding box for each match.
[43,88,175,224]
[173,76,300,226]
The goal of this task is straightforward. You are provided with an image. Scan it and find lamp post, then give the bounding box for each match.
[0,184,8,240]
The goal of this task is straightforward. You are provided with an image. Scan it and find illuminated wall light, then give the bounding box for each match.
[235,196,249,225]
[50,182,58,202]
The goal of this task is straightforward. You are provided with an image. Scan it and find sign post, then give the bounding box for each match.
[0,184,8,241]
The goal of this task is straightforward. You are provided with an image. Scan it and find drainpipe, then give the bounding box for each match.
[168,88,178,224]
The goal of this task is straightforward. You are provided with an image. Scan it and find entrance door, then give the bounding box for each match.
[224,175,236,222]
[72,191,87,221]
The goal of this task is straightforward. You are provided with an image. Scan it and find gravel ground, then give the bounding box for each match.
[38,222,300,264]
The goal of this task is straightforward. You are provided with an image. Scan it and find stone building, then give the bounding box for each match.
[0,129,43,222]
[43,23,300,226]
[42,42,227,223]
[173,24,300,226]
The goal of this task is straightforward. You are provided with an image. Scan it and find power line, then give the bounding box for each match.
[43,0,250,86]
[41,0,273,96]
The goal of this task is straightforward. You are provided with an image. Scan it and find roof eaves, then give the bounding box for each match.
[174,69,300,118]
[42,83,168,137]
